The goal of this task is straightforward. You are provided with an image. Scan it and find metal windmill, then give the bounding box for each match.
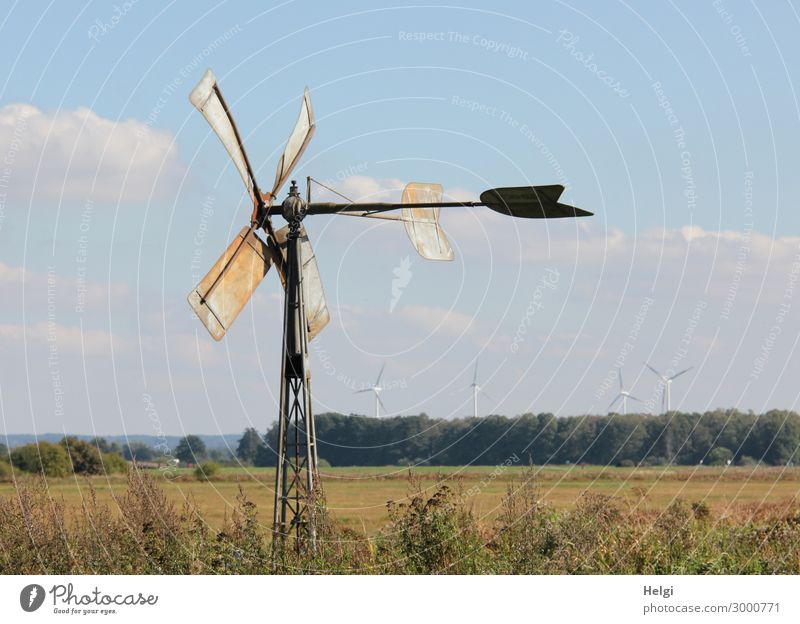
[355,363,388,418]
[645,363,692,413]
[607,368,641,415]
[186,69,593,546]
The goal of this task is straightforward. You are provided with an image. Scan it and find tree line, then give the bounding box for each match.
[235,409,800,467]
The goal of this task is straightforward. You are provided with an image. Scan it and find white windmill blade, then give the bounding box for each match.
[272,87,315,197]
[608,394,623,411]
[189,69,258,204]
[480,389,497,402]
[272,224,330,341]
[473,359,479,385]
[187,227,277,341]
[376,393,388,415]
[627,394,643,402]
[400,183,454,261]
[645,362,665,380]
[375,363,386,386]
[354,388,372,394]
[669,367,693,381]
[618,369,624,391]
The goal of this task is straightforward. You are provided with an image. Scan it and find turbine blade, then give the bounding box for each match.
[473,359,479,385]
[627,395,643,402]
[669,367,693,381]
[608,394,622,411]
[377,394,388,415]
[480,389,496,402]
[375,362,386,386]
[645,363,662,378]
[272,87,315,197]
[618,369,624,392]
[354,388,372,394]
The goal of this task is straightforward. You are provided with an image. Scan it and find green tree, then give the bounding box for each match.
[707,446,733,466]
[236,428,263,464]
[123,441,155,461]
[60,437,105,474]
[10,442,71,477]
[174,435,206,464]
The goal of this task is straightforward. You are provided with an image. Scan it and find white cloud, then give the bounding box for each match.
[0,103,183,201]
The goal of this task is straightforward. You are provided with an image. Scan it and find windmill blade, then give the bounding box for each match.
[627,395,643,403]
[375,363,386,386]
[645,363,663,379]
[479,186,593,218]
[189,69,259,204]
[480,389,497,402]
[354,388,372,394]
[272,224,329,341]
[669,367,693,381]
[187,227,276,341]
[618,369,624,391]
[400,183,454,261]
[376,393,388,416]
[272,87,315,197]
[608,394,623,411]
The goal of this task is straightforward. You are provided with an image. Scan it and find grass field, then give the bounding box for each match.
[2,464,798,534]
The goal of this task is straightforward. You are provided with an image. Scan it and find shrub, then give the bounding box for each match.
[100,453,128,474]
[194,461,220,480]
[60,437,104,474]
[10,442,71,477]
[0,460,11,480]
[707,447,733,466]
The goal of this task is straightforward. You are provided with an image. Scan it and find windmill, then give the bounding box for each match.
[186,68,592,547]
[466,359,493,418]
[645,363,692,413]
[355,363,388,418]
[607,368,641,415]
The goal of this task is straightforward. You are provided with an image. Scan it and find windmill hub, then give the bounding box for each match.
[281,180,307,224]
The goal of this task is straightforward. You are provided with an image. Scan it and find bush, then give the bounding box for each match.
[707,447,733,466]
[0,460,11,480]
[10,442,71,477]
[100,453,128,474]
[194,461,220,480]
[60,437,105,474]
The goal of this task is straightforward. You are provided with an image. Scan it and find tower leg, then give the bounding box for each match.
[272,221,318,553]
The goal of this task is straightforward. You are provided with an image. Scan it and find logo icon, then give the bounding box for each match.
[20,584,45,612]
[390,256,413,313]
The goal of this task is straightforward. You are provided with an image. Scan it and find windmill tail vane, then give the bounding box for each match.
[185,68,592,551]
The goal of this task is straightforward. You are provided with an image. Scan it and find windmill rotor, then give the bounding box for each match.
[185,68,593,551]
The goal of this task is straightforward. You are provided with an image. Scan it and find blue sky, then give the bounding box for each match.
[1,1,800,436]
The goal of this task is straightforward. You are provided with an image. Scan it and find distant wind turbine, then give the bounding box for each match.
[645,363,692,413]
[466,359,493,418]
[356,363,387,418]
[608,368,642,415]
